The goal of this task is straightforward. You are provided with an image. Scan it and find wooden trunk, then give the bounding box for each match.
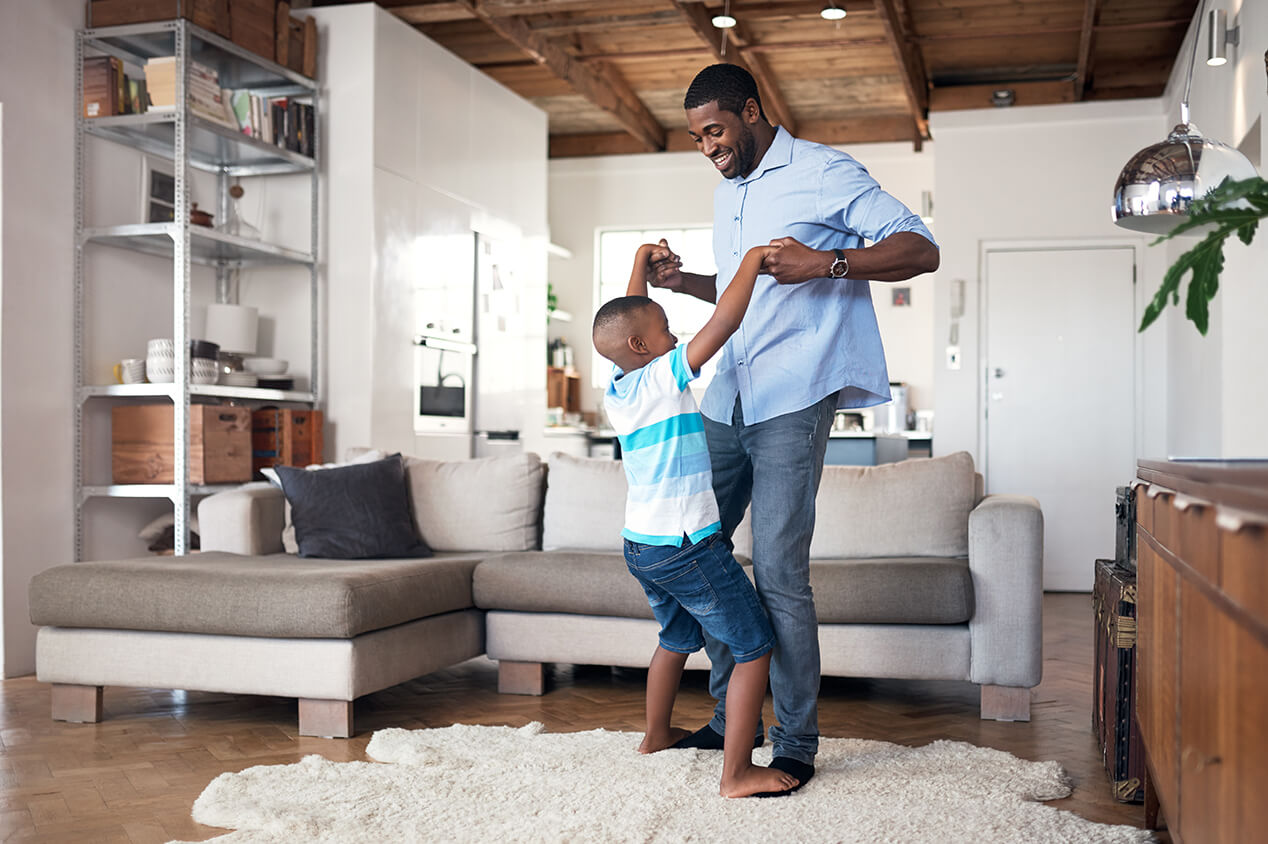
[112,404,252,485]
[88,0,231,37]
[1093,558,1144,803]
[251,408,323,477]
[228,0,276,62]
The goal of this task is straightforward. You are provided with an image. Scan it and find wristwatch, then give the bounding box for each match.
[828,248,849,279]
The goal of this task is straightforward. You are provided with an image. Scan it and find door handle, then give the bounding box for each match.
[414,335,477,355]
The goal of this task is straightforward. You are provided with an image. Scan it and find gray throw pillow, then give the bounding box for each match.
[274,454,432,559]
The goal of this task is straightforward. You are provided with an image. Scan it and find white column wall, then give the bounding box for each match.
[310,5,548,462]
[1159,0,1267,458]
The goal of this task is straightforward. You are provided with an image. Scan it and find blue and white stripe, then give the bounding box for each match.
[605,345,721,547]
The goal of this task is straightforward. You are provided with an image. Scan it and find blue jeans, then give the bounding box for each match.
[701,391,838,765]
[624,533,774,663]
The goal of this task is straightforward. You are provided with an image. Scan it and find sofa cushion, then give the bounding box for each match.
[404,452,544,552]
[542,454,627,551]
[28,551,485,638]
[810,557,974,624]
[276,455,432,559]
[810,451,977,559]
[474,551,656,619]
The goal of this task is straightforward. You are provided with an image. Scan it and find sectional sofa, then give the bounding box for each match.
[28,449,1043,737]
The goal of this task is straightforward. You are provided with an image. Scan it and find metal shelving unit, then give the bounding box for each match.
[74,19,320,559]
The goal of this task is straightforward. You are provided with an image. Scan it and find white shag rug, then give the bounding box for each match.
[174,722,1153,844]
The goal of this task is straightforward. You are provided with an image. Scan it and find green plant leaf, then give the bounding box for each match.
[1141,176,1268,334]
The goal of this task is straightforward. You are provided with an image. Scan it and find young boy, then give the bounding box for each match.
[592,240,798,799]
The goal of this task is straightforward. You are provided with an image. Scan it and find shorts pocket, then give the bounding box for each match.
[651,563,718,615]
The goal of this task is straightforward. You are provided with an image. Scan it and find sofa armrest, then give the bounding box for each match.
[967,494,1043,688]
[198,482,286,555]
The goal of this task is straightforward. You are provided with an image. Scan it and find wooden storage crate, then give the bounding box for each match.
[275,2,317,78]
[547,367,581,413]
[251,408,323,477]
[229,0,276,62]
[88,0,231,37]
[1092,558,1145,803]
[112,404,252,484]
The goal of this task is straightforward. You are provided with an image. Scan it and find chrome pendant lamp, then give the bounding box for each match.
[1111,0,1257,234]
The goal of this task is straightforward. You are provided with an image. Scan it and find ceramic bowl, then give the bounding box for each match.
[243,357,288,376]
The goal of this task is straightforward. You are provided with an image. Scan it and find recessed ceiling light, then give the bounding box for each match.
[820,4,847,21]
[991,88,1015,107]
[712,14,737,28]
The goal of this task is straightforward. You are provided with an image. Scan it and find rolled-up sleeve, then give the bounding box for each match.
[817,156,937,246]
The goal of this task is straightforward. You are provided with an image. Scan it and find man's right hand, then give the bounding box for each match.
[646,238,684,291]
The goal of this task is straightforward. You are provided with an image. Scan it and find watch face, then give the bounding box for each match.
[830,258,848,278]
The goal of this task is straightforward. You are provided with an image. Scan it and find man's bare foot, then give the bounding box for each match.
[639,727,692,754]
[719,765,799,798]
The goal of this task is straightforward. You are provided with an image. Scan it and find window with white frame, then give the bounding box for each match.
[593,227,718,390]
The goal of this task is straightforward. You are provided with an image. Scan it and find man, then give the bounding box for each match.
[650,63,938,794]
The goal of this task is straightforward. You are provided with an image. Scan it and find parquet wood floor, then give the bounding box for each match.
[0,593,1162,842]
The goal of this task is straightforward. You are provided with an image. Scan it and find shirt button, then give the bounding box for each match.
[733,216,739,221]
[732,251,738,256]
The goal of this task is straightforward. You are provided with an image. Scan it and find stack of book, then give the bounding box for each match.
[83,56,148,117]
[145,57,237,129]
[229,93,314,157]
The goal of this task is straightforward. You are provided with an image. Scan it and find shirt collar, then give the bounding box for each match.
[733,125,794,185]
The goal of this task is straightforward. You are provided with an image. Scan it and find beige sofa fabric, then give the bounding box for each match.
[810,557,973,624]
[541,453,627,551]
[810,451,977,559]
[404,452,545,552]
[29,551,487,639]
[475,551,655,620]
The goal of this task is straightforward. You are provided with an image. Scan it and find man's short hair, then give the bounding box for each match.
[683,63,766,121]
[593,295,654,341]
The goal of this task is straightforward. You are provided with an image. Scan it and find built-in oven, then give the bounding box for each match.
[413,330,477,434]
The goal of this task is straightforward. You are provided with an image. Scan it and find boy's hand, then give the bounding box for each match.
[763,236,832,285]
[647,239,685,291]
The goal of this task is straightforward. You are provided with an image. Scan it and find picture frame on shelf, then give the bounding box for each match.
[140,155,175,223]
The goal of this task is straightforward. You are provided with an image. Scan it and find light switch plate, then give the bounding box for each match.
[945,345,961,370]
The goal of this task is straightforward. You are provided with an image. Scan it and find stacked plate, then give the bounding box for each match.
[221,371,258,388]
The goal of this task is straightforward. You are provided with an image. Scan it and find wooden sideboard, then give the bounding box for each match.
[1134,460,1268,843]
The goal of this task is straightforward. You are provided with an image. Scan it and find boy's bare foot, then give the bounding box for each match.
[719,765,800,798]
[638,727,691,754]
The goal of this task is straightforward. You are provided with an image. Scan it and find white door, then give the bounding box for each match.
[984,247,1136,591]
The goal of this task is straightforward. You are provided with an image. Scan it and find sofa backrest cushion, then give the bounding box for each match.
[810,451,977,559]
[542,453,627,551]
[403,452,545,552]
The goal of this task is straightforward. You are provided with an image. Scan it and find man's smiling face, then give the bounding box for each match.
[685,99,760,180]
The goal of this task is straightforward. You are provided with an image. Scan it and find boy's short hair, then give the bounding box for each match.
[593,295,654,342]
[683,63,766,121]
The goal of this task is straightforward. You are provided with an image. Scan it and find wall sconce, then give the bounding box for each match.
[1207,9,1239,66]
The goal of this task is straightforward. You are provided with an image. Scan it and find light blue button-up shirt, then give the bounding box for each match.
[700,126,936,426]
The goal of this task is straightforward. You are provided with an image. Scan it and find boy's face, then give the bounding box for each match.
[637,303,678,359]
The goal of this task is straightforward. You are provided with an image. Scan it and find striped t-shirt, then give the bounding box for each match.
[604,344,721,547]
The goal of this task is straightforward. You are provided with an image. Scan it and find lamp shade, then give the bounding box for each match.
[204,303,258,355]
[1111,122,1258,235]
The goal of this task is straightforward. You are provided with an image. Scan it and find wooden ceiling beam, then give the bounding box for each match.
[549,112,918,158]
[454,0,666,152]
[929,80,1077,112]
[1074,0,1099,99]
[873,0,929,140]
[671,1,798,135]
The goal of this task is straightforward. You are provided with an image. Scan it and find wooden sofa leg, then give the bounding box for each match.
[51,684,103,723]
[980,684,1031,721]
[498,661,545,695]
[298,698,354,738]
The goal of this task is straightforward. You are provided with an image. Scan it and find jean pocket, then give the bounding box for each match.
[651,563,718,615]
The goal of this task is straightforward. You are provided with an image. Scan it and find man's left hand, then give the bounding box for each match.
[763,237,830,285]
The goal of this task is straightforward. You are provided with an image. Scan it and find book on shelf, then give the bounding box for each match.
[83,55,148,118]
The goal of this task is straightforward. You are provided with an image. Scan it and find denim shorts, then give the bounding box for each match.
[623,533,774,663]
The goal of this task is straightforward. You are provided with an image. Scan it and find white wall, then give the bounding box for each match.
[1159,0,1267,458]
[310,5,548,462]
[0,0,80,676]
[549,142,936,416]
[928,99,1171,463]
